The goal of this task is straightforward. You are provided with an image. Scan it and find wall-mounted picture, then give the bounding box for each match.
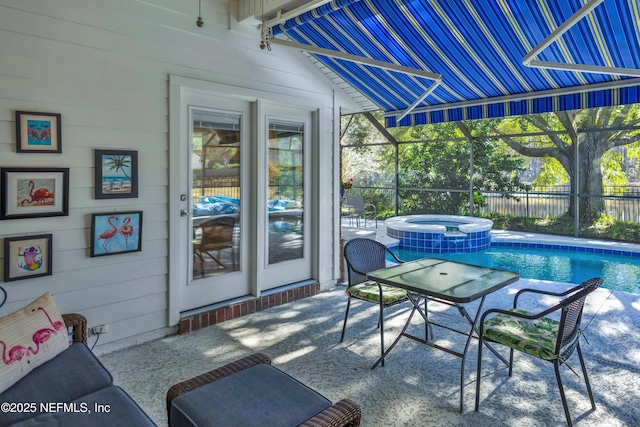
[95,149,138,199]
[90,211,143,257]
[15,111,62,153]
[1,168,70,220]
[4,234,53,282]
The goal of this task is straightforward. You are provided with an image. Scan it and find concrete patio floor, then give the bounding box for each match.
[99,280,640,426]
[94,220,640,426]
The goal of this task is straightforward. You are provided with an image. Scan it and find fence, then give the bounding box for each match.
[351,185,640,224]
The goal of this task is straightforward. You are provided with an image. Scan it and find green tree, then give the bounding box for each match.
[494,105,640,220]
[392,121,527,214]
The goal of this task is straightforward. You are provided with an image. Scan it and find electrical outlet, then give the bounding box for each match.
[90,324,108,335]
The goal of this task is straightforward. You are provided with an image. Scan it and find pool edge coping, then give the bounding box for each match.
[384,230,640,258]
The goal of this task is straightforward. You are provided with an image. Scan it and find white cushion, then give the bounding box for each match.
[0,292,68,394]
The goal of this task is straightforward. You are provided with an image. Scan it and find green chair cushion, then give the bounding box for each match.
[347,283,408,305]
[483,309,559,361]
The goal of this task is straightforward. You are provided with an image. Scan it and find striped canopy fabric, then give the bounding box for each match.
[271,0,640,126]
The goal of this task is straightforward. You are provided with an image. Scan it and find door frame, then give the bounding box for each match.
[168,75,332,325]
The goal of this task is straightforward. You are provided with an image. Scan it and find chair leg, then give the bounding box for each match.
[340,297,352,343]
[508,348,514,376]
[475,334,484,412]
[194,250,205,277]
[379,298,385,367]
[554,360,574,427]
[423,298,434,340]
[577,343,597,410]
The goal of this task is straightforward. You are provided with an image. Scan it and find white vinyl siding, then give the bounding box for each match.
[0,0,358,347]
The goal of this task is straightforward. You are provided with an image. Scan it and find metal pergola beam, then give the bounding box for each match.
[522,0,605,66]
[270,37,442,123]
[456,121,475,215]
[395,80,441,122]
[363,112,399,146]
[270,38,442,81]
[522,0,639,78]
[527,60,640,78]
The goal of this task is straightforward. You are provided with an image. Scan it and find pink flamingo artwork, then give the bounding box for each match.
[99,216,119,253]
[0,341,29,371]
[20,180,54,206]
[27,307,65,357]
[119,216,134,248]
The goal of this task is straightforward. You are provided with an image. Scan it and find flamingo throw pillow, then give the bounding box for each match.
[0,292,69,394]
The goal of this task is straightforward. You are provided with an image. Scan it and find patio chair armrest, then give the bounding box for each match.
[166,352,271,415]
[513,288,566,308]
[514,280,599,308]
[299,398,362,427]
[384,247,404,264]
[63,313,87,345]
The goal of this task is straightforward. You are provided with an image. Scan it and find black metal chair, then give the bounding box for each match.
[475,277,603,426]
[341,238,412,367]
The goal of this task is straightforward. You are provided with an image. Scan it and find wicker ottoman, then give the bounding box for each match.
[166,353,361,427]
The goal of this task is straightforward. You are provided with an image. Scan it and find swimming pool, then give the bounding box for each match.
[392,246,640,294]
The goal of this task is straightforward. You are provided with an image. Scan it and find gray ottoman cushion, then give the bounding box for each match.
[170,364,331,427]
[0,344,113,425]
[7,385,156,426]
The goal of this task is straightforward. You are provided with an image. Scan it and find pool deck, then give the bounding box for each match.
[339,220,640,426]
[342,218,640,256]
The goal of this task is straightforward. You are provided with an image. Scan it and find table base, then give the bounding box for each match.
[372,292,507,413]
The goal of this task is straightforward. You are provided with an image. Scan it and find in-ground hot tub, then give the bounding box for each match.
[385,214,493,253]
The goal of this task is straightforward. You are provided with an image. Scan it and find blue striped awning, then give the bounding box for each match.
[270,0,640,127]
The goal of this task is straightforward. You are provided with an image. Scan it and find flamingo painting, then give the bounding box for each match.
[119,216,134,248]
[20,180,55,206]
[99,216,119,253]
[92,211,142,256]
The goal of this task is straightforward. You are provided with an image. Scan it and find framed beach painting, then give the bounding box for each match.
[1,168,69,220]
[15,111,62,153]
[4,234,53,282]
[94,149,138,199]
[90,211,143,257]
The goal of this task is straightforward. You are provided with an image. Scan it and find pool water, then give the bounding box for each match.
[394,247,640,294]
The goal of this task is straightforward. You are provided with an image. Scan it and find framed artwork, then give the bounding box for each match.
[15,111,62,153]
[90,211,143,257]
[1,168,70,220]
[4,234,53,282]
[94,149,138,199]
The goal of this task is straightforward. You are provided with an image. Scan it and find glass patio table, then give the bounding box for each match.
[367,258,519,412]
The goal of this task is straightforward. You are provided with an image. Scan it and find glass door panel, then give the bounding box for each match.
[268,120,304,264]
[191,109,241,279]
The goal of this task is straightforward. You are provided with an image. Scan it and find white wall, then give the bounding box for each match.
[0,0,359,347]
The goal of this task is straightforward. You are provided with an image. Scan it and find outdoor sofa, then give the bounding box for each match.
[0,292,156,426]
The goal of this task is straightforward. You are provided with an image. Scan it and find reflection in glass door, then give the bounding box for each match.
[268,120,304,264]
[191,109,241,279]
